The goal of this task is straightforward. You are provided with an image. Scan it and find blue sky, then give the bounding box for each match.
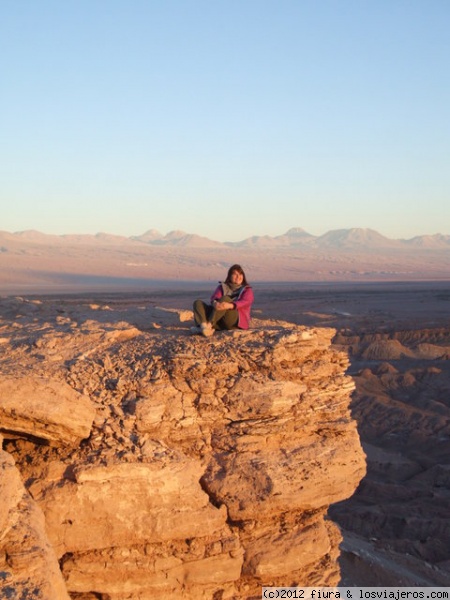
[1,1,449,242]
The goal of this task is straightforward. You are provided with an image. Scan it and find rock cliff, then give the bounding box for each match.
[0,295,365,599]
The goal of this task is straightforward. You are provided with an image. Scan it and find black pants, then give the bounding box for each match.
[193,298,239,330]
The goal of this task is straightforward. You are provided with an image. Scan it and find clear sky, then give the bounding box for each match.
[1,1,449,242]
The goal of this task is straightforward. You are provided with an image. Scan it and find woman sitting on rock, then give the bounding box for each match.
[192,264,254,337]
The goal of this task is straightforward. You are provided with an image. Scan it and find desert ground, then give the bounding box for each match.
[2,279,450,589]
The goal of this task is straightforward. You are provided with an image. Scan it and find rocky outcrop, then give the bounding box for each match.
[0,296,365,599]
[0,376,95,446]
[0,434,71,599]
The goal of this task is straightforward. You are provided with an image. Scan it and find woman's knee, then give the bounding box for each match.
[193,298,204,310]
[218,311,239,330]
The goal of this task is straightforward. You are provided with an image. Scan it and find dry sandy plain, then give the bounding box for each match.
[2,278,450,586]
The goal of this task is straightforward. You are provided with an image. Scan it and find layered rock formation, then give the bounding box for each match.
[330,326,450,585]
[0,295,365,599]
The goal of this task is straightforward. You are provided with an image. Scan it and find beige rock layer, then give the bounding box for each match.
[31,459,231,558]
[0,435,70,600]
[0,296,366,599]
[0,376,95,446]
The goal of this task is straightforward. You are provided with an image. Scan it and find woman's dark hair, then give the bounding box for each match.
[225,264,249,286]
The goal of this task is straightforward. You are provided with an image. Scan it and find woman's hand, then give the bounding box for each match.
[214,300,234,310]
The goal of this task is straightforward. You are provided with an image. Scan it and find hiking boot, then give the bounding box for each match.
[200,322,214,337]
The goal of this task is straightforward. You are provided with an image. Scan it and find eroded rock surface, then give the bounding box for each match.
[0,295,365,599]
[331,325,450,585]
[0,434,70,599]
[0,376,95,446]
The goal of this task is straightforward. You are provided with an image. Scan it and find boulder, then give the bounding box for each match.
[0,376,95,446]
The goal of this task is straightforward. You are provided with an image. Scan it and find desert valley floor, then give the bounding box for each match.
[2,280,450,591]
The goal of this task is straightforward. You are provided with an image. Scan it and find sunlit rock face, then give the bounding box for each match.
[0,297,365,599]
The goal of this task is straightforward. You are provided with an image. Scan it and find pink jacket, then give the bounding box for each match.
[211,284,254,330]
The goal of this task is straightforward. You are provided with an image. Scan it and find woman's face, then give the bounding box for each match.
[230,270,244,285]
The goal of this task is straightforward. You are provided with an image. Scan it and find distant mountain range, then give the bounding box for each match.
[2,227,450,249]
[132,226,450,248]
[1,227,449,291]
